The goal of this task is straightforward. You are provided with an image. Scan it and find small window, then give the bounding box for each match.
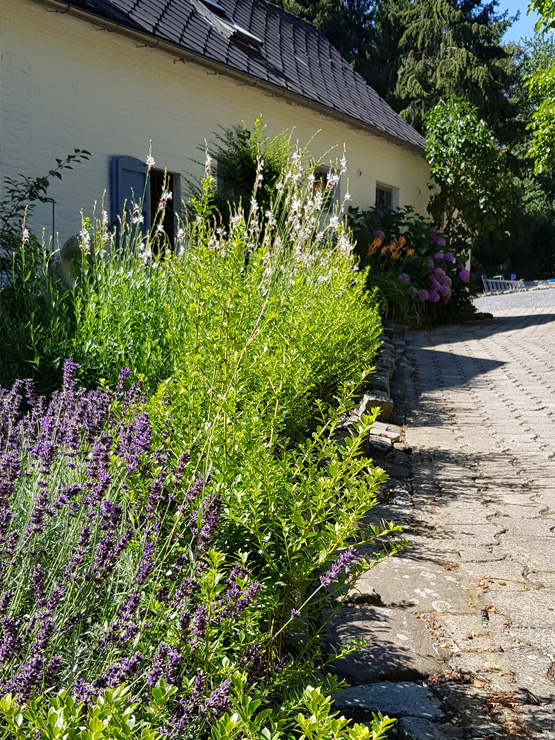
[375,183,397,211]
[312,166,339,212]
[196,0,263,52]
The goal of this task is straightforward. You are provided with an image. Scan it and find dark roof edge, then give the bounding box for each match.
[33,0,425,154]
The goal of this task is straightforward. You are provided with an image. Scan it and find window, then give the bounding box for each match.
[110,156,179,250]
[375,183,398,211]
[312,166,339,211]
[149,168,176,250]
[196,0,263,53]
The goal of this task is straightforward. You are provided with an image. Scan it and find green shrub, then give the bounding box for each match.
[0,144,400,740]
[348,205,476,325]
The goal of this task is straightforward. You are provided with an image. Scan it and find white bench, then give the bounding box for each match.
[482,275,525,293]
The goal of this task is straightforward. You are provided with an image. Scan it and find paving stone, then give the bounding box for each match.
[489,590,555,629]
[355,556,471,614]
[502,648,555,700]
[358,392,394,423]
[398,717,463,740]
[332,682,443,719]
[327,604,443,682]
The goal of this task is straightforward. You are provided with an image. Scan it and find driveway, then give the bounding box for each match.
[405,289,555,736]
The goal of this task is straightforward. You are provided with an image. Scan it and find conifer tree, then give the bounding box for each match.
[391,0,516,135]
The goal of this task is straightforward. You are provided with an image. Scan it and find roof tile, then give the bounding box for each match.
[68,0,425,148]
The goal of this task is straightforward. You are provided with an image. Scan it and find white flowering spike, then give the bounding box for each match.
[159,191,173,209]
[22,228,30,245]
[146,155,156,170]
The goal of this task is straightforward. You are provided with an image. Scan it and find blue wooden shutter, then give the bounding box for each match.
[110,156,150,238]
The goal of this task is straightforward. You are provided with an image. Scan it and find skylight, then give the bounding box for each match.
[198,0,263,53]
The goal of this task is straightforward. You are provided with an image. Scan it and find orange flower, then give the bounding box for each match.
[406,248,415,256]
[398,235,407,247]
[391,248,402,260]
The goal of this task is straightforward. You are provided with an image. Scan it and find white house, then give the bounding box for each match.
[1,0,430,244]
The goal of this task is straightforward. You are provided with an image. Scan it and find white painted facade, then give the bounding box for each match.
[1,0,431,245]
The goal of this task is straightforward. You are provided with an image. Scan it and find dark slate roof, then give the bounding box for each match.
[67,0,425,149]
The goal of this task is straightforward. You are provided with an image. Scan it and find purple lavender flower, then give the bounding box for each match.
[320,547,361,586]
[118,412,153,471]
[73,678,97,706]
[32,565,46,609]
[64,524,91,581]
[62,358,82,391]
[0,592,13,616]
[115,368,132,394]
[443,252,454,262]
[201,678,232,717]
[9,654,44,701]
[190,492,221,555]
[427,290,440,303]
[291,608,301,618]
[189,605,208,647]
[45,655,62,683]
[146,642,169,687]
[398,273,410,283]
[433,251,444,260]
[96,652,143,689]
[0,617,22,662]
[458,268,470,283]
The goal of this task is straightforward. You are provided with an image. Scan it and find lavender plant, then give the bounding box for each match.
[0,361,267,737]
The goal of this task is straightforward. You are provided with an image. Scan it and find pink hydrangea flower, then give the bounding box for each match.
[427,259,435,269]
[410,286,418,295]
[417,289,429,302]
[434,267,446,280]
[444,276,452,287]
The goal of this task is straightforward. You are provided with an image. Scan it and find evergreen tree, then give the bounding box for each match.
[390,0,516,136]
[271,0,375,80]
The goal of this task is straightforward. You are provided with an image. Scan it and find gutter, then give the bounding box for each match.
[34,0,425,155]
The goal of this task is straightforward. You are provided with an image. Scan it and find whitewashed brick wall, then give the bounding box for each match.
[1,0,431,244]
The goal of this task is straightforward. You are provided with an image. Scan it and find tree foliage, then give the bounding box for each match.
[425,96,514,250]
[526,2,555,173]
[391,0,516,135]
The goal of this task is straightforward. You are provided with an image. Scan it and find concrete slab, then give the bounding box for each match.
[332,682,443,720]
[328,604,443,682]
[490,590,555,629]
[398,717,463,740]
[354,556,471,614]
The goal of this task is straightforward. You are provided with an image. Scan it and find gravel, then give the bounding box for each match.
[473,285,555,313]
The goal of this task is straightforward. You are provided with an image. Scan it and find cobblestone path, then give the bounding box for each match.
[407,303,555,736]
